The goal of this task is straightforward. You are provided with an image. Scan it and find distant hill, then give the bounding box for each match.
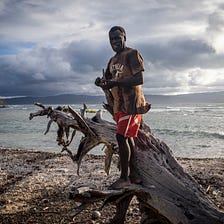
[146,91,224,105]
[4,91,224,105]
[4,94,106,105]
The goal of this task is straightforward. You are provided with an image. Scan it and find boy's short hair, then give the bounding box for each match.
[109,26,126,40]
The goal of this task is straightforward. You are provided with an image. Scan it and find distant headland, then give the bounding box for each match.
[3,91,224,105]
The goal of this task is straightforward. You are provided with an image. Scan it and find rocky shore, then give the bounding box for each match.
[0,148,223,224]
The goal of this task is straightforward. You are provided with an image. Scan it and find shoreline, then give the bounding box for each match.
[1,146,224,159]
[0,148,223,223]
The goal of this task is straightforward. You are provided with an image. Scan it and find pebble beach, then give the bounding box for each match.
[0,148,223,224]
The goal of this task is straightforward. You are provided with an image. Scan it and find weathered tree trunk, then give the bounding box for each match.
[30,103,224,224]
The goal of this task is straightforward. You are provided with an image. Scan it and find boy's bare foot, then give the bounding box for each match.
[129,174,142,184]
[109,178,131,190]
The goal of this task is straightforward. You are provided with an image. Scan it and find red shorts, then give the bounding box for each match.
[114,112,142,137]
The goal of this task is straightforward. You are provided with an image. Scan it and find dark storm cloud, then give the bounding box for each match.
[62,40,111,74]
[0,39,112,96]
[137,37,217,69]
[0,0,224,96]
[1,35,224,97]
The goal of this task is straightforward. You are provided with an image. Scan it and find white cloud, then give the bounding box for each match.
[188,68,224,86]
[206,8,224,54]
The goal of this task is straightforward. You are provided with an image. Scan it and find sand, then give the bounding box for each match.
[0,147,223,224]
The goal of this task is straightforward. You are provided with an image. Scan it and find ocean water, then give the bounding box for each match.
[0,103,224,158]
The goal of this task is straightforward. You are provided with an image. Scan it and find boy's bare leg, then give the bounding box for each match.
[128,137,142,184]
[109,133,131,189]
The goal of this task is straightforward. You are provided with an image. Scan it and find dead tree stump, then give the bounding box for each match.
[30,103,224,224]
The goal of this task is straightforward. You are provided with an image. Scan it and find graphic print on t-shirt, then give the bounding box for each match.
[111,63,124,79]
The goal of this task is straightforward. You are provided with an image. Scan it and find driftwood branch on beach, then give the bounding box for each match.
[29,103,224,224]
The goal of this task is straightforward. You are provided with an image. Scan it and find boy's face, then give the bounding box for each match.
[109,30,125,53]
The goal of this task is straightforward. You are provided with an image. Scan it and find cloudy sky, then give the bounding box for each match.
[0,0,224,97]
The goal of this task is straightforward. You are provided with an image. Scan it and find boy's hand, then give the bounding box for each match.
[95,77,117,89]
[95,77,103,87]
[101,80,117,89]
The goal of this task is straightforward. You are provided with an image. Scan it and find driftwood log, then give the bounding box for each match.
[29,102,224,224]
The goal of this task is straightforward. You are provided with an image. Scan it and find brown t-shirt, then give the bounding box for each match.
[105,47,150,115]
